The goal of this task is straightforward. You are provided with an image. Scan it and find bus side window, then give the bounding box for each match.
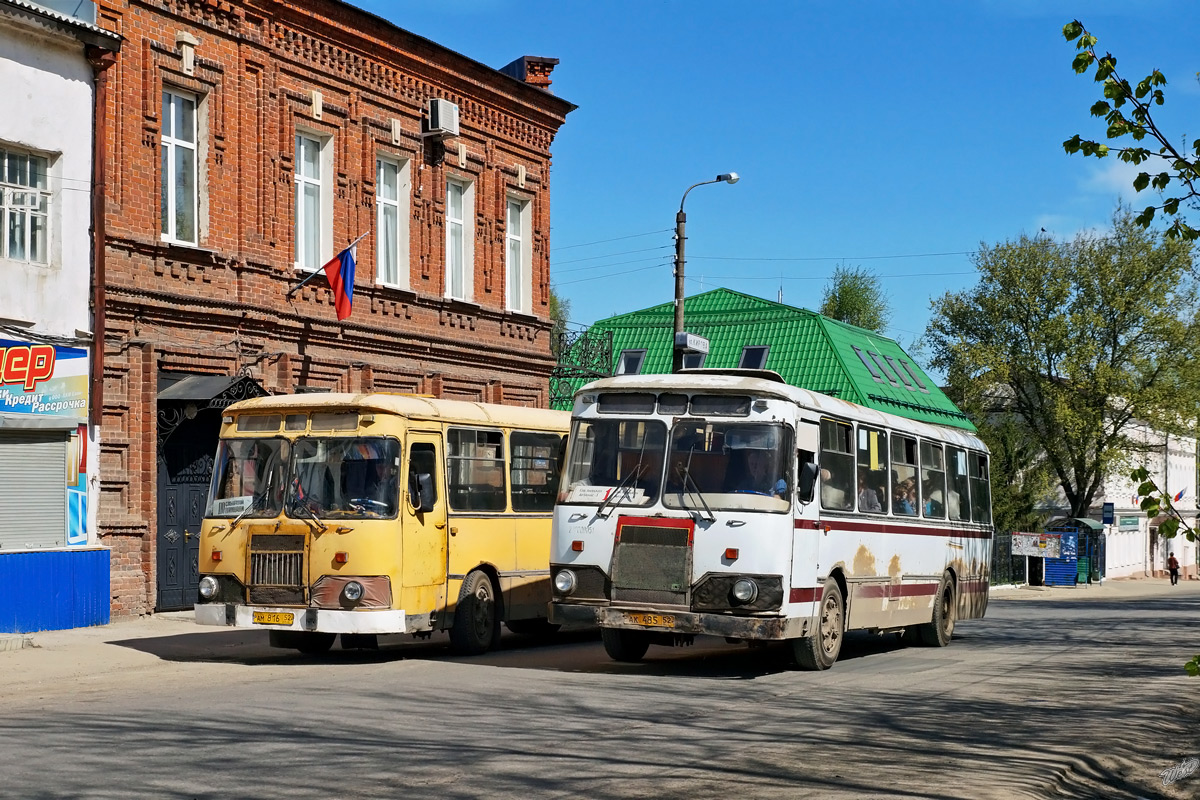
[408,442,438,513]
[819,419,853,511]
[511,431,563,512]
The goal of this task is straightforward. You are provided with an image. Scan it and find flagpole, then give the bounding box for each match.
[285,231,370,298]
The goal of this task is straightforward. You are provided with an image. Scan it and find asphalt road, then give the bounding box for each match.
[2,580,1198,800]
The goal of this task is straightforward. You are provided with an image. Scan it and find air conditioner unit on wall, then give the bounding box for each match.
[424,98,459,138]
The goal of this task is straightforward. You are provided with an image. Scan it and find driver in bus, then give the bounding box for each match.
[731,448,788,499]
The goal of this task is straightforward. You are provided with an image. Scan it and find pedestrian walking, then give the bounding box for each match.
[1167,552,1180,585]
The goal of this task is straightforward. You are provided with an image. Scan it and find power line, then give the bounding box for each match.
[553,261,672,286]
[550,245,671,267]
[552,255,671,275]
[684,270,979,282]
[689,250,975,263]
[551,229,670,252]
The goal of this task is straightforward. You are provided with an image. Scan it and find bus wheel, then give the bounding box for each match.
[450,571,502,655]
[916,572,956,647]
[601,628,650,662]
[792,578,844,671]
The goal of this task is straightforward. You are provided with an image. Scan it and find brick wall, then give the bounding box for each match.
[94,0,573,615]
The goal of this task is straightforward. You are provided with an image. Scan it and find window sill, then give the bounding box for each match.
[158,239,218,261]
[443,297,481,312]
[504,308,544,324]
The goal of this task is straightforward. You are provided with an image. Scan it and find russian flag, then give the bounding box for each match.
[1174,488,1186,502]
[322,245,356,321]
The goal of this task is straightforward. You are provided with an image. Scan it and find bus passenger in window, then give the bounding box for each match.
[857,472,882,512]
[820,469,850,510]
[923,480,945,516]
[894,479,916,515]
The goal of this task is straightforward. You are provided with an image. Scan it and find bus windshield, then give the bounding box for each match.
[207,438,290,518]
[663,421,792,513]
[560,419,667,507]
[287,437,401,519]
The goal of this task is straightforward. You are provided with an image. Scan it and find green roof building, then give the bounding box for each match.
[563,288,974,431]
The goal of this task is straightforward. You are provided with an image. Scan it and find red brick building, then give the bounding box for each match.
[93,0,574,615]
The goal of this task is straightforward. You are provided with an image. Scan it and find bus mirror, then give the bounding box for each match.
[797,461,819,503]
[409,473,435,513]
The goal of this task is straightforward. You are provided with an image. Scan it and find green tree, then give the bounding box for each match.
[1132,467,1199,676]
[549,287,571,361]
[927,210,1200,518]
[1063,20,1200,240]
[819,264,891,334]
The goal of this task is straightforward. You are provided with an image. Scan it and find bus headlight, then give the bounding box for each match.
[554,569,577,595]
[731,578,758,604]
[342,581,365,603]
[198,576,219,600]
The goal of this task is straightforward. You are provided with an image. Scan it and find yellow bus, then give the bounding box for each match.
[193,393,570,655]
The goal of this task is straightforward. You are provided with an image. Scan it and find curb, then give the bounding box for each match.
[0,634,34,653]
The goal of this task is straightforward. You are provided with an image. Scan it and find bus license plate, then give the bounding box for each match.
[252,611,294,626]
[626,612,674,628]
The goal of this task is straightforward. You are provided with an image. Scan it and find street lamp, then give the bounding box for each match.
[673,172,739,372]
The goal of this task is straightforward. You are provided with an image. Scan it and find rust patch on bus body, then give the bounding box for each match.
[888,555,902,578]
[853,545,877,577]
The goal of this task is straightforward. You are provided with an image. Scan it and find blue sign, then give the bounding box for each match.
[1102,502,1114,524]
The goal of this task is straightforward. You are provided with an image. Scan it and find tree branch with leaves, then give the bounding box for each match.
[1063,20,1200,240]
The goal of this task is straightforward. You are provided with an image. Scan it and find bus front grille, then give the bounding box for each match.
[610,524,690,606]
[249,534,305,605]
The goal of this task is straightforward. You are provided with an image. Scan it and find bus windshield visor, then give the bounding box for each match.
[560,419,667,507]
[663,421,792,513]
[287,437,402,519]
[207,438,290,518]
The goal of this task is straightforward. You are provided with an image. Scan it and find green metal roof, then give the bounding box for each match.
[563,288,974,431]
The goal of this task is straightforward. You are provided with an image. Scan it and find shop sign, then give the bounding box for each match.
[0,338,89,419]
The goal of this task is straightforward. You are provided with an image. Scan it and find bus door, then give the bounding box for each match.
[790,418,822,600]
[402,431,448,616]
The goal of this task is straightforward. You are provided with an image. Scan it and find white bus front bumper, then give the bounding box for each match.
[194,603,407,634]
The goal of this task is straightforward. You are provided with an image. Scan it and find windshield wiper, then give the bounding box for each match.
[596,465,643,519]
[229,468,274,531]
[287,494,328,533]
[675,447,714,522]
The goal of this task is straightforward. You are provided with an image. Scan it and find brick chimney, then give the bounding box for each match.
[499,56,560,93]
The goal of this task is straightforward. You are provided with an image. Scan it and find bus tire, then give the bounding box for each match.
[450,571,502,655]
[916,572,955,647]
[505,618,561,638]
[792,577,844,671]
[601,627,650,662]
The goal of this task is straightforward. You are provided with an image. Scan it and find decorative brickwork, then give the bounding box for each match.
[95,0,573,615]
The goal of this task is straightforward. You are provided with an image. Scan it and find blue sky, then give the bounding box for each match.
[358,0,1200,359]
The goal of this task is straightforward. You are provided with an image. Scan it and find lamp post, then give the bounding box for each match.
[673,172,739,372]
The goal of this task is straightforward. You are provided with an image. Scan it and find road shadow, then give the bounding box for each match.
[111,621,921,681]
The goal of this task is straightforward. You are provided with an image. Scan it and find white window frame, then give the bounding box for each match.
[160,89,199,246]
[375,155,410,289]
[739,345,769,370]
[505,196,532,313]
[616,349,647,375]
[295,131,333,272]
[445,178,475,301]
[0,145,53,265]
[681,351,707,370]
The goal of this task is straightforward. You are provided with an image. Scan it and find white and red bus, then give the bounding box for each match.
[549,370,992,670]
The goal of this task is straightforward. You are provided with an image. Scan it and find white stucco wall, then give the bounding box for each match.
[1094,422,1197,579]
[0,17,95,337]
[0,10,101,547]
